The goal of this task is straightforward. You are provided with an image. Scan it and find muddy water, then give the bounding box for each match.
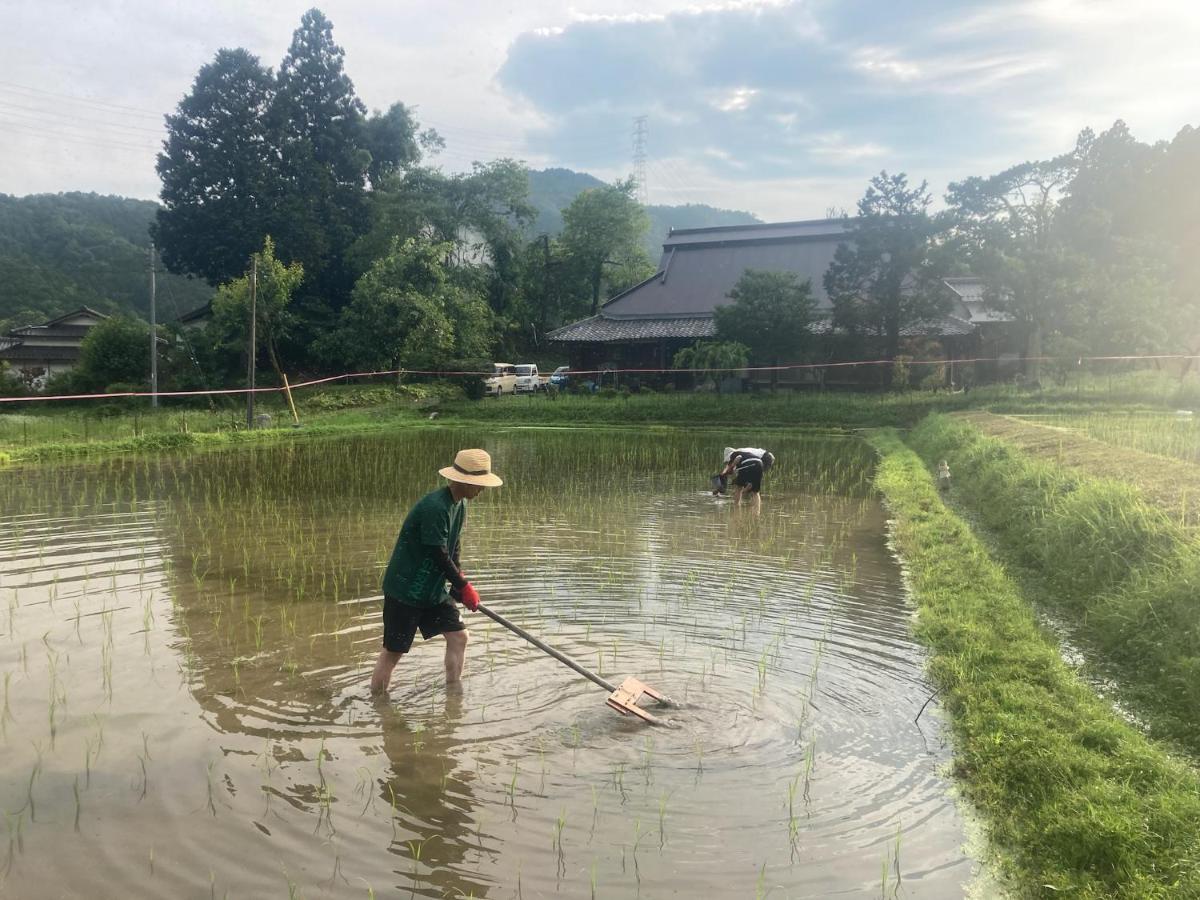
[0,429,976,898]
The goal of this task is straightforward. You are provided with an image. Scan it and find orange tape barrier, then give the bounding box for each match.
[1,354,1197,404]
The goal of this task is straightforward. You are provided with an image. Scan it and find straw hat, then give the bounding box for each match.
[439,448,503,487]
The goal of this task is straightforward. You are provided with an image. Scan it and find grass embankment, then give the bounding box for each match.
[870,430,1200,897]
[908,414,1200,754]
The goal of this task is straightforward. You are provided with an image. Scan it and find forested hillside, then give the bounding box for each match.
[527,168,761,257]
[0,193,211,333]
[1,173,761,336]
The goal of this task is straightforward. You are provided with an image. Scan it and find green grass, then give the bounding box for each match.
[1020,411,1200,464]
[3,369,1197,459]
[870,429,1200,898]
[908,414,1200,754]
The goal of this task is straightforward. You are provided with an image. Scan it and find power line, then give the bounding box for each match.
[0,116,158,153]
[0,79,165,120]
[0,100,166,137]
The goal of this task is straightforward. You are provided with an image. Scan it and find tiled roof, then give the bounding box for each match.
[663,218,854,248]
[178,303,212,323]
[0,344,81,361]
[548,316,717,343]
[8,324,93,339]
[943,277,986,302]
[943,277,1013,323]
[550,313,975,344]
[901,315,975,337]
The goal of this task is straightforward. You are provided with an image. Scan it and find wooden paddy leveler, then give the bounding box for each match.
[476,604,676,726]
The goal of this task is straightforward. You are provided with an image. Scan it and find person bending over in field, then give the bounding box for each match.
[370,448,503,695]
[716,447,775,512]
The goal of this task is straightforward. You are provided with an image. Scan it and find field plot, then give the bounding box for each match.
[0,430,976,898]
[958,411,1200,528]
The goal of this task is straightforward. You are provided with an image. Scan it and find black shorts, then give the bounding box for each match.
[382,596,466,653]
[733,457,764,493]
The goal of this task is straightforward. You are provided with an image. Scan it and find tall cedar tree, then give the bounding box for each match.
[269,8,370,326]
[824,172,947,384]
[157,10,424,364]
[155,49,276,286]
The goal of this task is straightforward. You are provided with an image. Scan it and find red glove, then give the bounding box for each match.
[459,582,481,611]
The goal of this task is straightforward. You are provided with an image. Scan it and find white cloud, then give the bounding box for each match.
[711,87,759,112]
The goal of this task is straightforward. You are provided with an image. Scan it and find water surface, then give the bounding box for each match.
[0,428,975,897]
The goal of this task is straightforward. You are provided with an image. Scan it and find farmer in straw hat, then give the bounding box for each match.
[370,448,503,695]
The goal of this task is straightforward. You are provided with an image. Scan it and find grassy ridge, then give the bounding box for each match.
[870,430,1200,898]
[908,414,1200,754]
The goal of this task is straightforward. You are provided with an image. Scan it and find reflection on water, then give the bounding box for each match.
[0,429,976,897]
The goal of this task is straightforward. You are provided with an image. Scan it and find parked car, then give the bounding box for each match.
[549,366,570,389]
[484,363,517,396]
[514,364,543,393]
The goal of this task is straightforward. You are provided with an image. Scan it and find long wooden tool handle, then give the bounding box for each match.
[476,604,617,694]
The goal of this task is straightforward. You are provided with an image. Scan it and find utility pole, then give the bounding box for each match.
[541,233,551,338]
[246,254,257,429]
[631,115,649,204]
[149,242,158,408]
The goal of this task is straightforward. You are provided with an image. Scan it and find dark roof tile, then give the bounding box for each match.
[548,316,717,343]
[0,344,82,361]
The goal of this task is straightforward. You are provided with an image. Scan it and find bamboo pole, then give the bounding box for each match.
[282,374,300,426]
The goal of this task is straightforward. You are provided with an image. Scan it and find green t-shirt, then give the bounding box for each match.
[382,486,466,607]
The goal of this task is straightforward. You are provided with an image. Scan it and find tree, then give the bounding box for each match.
[673,340,749,392]
[155,48,277,286]
[1150,125,1200,374]
[156,10,431,368]
[209,237,304,380]
[714,270,816,388]
[560,179,652,315]
[73,316,153,391]
[269,7,371,315]
[824,172,947,384]
[944,150,1081,376]
[321,237,494,371]
[363,102,428,188]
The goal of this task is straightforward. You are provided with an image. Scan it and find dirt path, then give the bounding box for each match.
[955,411,1200,529]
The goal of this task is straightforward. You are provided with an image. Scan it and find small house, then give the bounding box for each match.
[0,307,109,390]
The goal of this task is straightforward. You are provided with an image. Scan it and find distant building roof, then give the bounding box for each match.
[590,218,851,325]
[549,315,717,343]
[9,324,94,339]
[41,306,108,327]
[664,219,853,249]
[0,344,82,362]
[943,277,1013,324]
[0,306,108,367]
[177,303,212,324]
[548,221,1005,347]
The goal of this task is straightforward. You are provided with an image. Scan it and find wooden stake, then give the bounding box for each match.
[283,374,300,425]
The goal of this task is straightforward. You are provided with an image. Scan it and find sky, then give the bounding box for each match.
[2,0,1198,221]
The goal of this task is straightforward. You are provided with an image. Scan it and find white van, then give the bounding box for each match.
[485,363,517,396]
[513,364,542,393]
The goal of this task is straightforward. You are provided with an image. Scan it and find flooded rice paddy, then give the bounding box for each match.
[0,429,976,898]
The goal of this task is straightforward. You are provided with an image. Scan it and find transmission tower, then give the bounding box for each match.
[631,115,648,204]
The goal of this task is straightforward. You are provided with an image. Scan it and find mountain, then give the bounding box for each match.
[0,171,760,335]
[527,167,762,258]
[0,193,211,333]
